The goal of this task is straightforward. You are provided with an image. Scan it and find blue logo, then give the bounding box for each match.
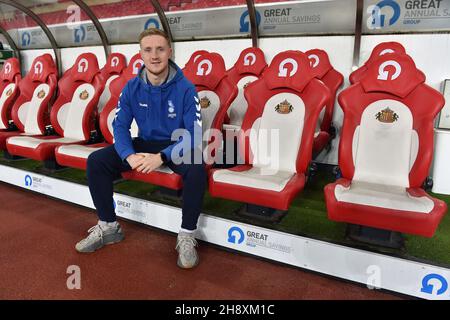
[74,25,86,43]
[24,175,32,187]
[227,226,245,244]
[421,274,448,296]
[21,32,31,47]
[144,18,160,30]
[240,10,261,33]
[369,0,401,28]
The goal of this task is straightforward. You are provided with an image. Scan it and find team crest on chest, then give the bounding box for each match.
[275,99,293,114]
[37,89,46,99]
[376,107,398,123]
[200,96,211,109]
[5,88,12,97]
[79,89,89,100]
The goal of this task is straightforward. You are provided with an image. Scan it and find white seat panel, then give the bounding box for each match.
[212,167,294,192]
[155,165,175,174]
[57,144,104,159]
[7,136,82,149]
[334,181,434,213]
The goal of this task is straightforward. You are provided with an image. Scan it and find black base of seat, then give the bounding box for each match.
[346,224,405,249]
[3,151,23,160]
[151,187,182,202]
[236,204,287,223]
[44,159,65,171]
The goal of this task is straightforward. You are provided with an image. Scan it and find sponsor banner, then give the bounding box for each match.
[364,0,450,33]
[17,29,51,50]
[1,164,449,299]
[13,0,355,48]
[255,0,356,36]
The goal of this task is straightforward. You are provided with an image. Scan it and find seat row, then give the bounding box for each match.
[0,42,446,241]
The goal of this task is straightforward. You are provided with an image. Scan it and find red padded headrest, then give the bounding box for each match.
[364,42,406,66]
[1,58,20,82]
[305,49,333,79]
[189,52,226,90]
[124,53,144,78]
[360,53,425,98]
[29,54,56,83]
[184,50,209,71]
[234,47,267,76]
[102,52,126,76]
[264,50,315,93]
[71,53,100,82]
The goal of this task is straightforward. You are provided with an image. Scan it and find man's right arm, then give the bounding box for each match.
[113,83,136,164]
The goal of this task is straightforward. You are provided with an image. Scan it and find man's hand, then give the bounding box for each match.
[126,153,145,170]
[135,153,164,174]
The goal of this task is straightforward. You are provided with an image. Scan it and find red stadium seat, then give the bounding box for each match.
[55,53,143,170]
[349,42,427,84]
[184,52,238,166]
[305,49,343,155]
[209,50,330,214]
[98,53,126,113]
[324,53,447,238]
[6,53,104,162]
[0,55,56,151]
[224,47,267,132]
[0,58,21,133]
[182,50,209,76]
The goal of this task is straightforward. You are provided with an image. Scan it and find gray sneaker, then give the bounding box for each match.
[75,223,124,253]
[175,232,199,269]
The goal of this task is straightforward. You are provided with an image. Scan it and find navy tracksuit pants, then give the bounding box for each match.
[86,138,206,230]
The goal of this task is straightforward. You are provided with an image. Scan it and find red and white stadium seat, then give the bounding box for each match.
[0,58,21,135]
[349,41,426,84]
[305,49,343,155]
[324,53,447,237]
[209,50,331,211]
[182,50,209,76]
[98,52,126,113]
[6,53,104,161]
[224,47,267,132]
[55,53,142,170]
[0,55,56,151]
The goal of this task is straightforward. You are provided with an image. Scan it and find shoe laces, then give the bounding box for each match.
[79,224,103,245]
[176,234,198,252]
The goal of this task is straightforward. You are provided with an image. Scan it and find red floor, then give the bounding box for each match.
[0,182,403,300]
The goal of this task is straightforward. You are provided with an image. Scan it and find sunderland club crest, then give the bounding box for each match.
[37,89,46,99]
[5,88,12,97]
[79,89,89,100]
[200,96,211,109]
[275,99,293,114]
[376,107,398,123]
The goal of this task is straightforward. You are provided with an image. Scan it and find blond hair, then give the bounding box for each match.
[139,28,171,47]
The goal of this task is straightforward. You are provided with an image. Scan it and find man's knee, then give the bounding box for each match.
[87,150,102,171]
[185,163,206,181]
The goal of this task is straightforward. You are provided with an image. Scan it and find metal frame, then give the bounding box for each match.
[72,0,110,57]
[352,0,364,70]
[149,0,173,44]
[246,0,259,48]
[0,0,62,76]
[0,25,20,60]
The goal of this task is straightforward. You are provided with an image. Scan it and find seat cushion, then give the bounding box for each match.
[209,165,305,210]
[122,166,182,190]
[6,135,84,161]
[335,180,434,213]
[325,178,447,237]
[55,142,109,170]
[212,166,294,192]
